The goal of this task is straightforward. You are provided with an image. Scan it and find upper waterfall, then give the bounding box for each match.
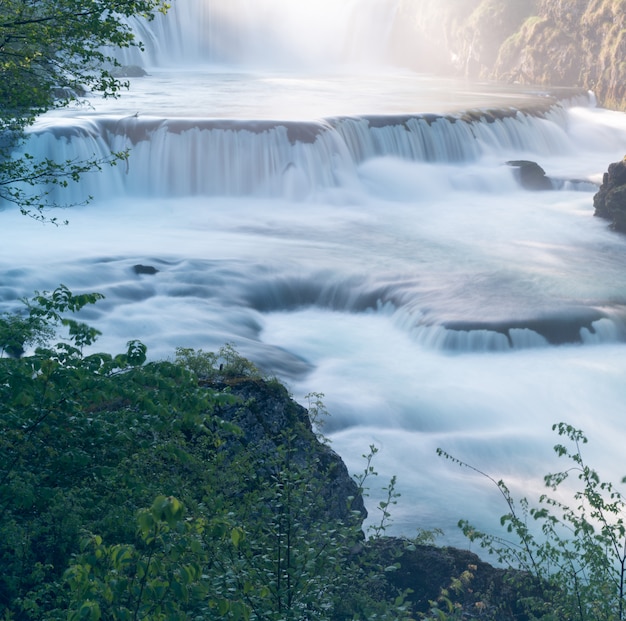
[25,103,591,203]
[122,0,407,68]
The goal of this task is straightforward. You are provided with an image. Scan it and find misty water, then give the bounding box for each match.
[3,0,626,547]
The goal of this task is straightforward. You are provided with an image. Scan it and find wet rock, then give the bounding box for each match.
[211,378,366,523]
[506,160,553,191]
[110,65,148,78]
[133,264,159,275]
[364,538,549,620]
[593,158,626,232]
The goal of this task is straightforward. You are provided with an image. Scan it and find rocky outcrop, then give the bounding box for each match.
[212,378,554,619]
[491,0,626,110]
[506,160,553,191]
[448,0,536,80]
[210,378,366,522]
[366,538,549,620]
[593,158,626,232]
[403,0,626,111]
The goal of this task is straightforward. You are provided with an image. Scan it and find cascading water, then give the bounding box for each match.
[4,0,626,546]
[123,0,404,67]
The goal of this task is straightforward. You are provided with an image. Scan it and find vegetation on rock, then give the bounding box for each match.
[439,423,626,620]
[0,288,416,620]
[404,0,626,110]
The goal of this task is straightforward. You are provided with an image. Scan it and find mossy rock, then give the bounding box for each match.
[593,159,626,231]
[606,185,626,231]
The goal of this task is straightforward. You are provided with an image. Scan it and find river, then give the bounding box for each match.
[3,0,626,546]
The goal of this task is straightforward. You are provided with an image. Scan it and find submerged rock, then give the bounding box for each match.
[593,158,626,232]
[506,160,553,191]
[132,264,159,275]
[110,65,148,78]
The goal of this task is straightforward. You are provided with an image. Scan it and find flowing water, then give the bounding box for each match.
[3,0,626,546]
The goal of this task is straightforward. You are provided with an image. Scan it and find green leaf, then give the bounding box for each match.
[231,527,244,548]
[77,600,101,621]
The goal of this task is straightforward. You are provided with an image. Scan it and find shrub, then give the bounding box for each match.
[439,423,626,621]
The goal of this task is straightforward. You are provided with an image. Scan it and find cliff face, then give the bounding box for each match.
[219,379,546,619]
[401,0,626,111]
[213,378,367,522]
[446,0,537,80]
[492,0,626,110]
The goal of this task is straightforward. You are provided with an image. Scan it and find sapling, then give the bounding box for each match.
[438,423,626,621]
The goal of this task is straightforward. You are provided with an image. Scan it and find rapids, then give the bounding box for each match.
[3,0,626,546]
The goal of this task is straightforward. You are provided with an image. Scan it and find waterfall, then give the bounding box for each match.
[120,0,405,68]
[6,0,626,546]
[25,102,589,201]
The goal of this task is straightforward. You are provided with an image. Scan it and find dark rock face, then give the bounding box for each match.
[506,160,553,191]
[593,159,626,232]
[212,378,366,523]
[365,538,548,620]
[411,0,626,111]
[212,378,556,618]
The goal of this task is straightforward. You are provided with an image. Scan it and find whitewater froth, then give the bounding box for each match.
[5,0,626,545]
[27,97,596,203]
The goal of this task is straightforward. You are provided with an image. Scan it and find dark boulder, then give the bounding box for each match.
[209,378,556,618]
[133,264,159,275]
[110,65,148,78]
[506,160,553,191]
[364,538,551,620]
[594,159,626,232]
[210,378,366,523]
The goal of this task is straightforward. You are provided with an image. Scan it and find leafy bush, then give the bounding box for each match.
[65,496,249,621]
[0,1,170,222]
[0,287,411,620]
[175,343,262,381]
[439,423,626,621]
[0,287,231,618]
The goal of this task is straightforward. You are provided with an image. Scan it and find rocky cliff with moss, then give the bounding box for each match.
[210,378,562,620]
[395,0,626,110]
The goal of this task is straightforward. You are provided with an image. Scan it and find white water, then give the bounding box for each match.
[3,0,626,548]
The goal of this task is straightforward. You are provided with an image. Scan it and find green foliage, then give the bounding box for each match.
[420,565,477,621]
[0,283,107,357]
[214,444,359,619]
[1,149,130,225]
[0,0,169,125]
[304,391,330,442]
[438,423,626,621]
[190,410,412,620]
[0,0,169,221]
[0,287,228,619]
[65,495,248,621]
[0,289,411,620]
[62,404,412,621]
[175,343,262,381]
[354,445,401,539]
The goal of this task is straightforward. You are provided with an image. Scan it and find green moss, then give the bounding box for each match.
[497,15,545,63]
[470,0,536,31]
